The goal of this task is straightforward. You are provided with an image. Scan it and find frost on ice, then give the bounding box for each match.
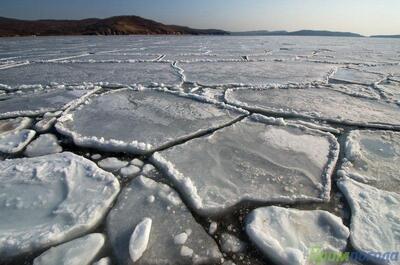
[56,88,246,154]
[181,60,335,86]
[0,152,120,258]
[152,115,339,216]
[337,177,400,265]
[225,87,400,129]
[33,233,105,265]
[24,134,63,157]
[0,88,93,119]
[106,175,222,265]
[129,218,152,263]
[245,206,349,265]
[340,130,400,193]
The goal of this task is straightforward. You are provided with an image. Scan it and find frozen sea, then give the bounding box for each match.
[0,35,399,265]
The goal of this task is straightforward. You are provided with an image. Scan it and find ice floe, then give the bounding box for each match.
[0,88,95,119]
[0,129,36,154]
[24,134,62,157]
[0,117,32,133]
[0,152,120,258]
[33,233,105,265]
[225,87,400,129]
[56,88,247,154]
[106,175,222,265]
[92,257,112,265]
[340,130,400,193]
[337,177,400,265]
[34,117,57,133]
[129,218,152,263]
[97,157,129,172]
[152,114,339,216]
[181,61,335,86]
[219,233,246,254]
[0,62,181,88]
[330,68,385,85]
[245,206,349,265]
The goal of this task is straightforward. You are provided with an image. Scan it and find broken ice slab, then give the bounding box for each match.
[340,130,400,194]
[376,80,400,104]
[106,175,222,265]
[328,84,381,100]
[0,88,94,119]
[24,133,63,157]
[337,177,400,265]
[329,68,384,85]
[180,60,335,86]
[152,114,339,217]
[0,117,32,134]
[33,233,105,265]
[0,62,181,89]
[225,87,400,130]
[0,129,36,154]
[0,152,120,259]
[245,206,349,265]
[56,88,247,155]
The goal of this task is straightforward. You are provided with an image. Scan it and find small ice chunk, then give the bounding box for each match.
[92,257,111,265]
[174,232,188,245]
[245,206,349,265]
[141,164,155,175]
[0,129,36,154]
[34,117,57,133]
[209,222,218,235]
[120,165,141,178]
[129,218,152,263]
[24,134,62,157]
[33,233,105,265]
[98,157,129,172]
[180,246,193,257]
[91,154,102,160]
[220,233,246,254]
[131,158,144,167]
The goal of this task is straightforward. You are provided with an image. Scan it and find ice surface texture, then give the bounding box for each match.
[24,133,63,157]
[33,233,105,265]
[225,87,400,129]
[245,206,349,265]
[337,177,400,265]
[0,62,180,88]
[107,175,222,265]
[152,115,339,216]
[56,88,247,154]
[0,152,120,259]
[181,60,335,86]
[340,130,400,193]
[0,88,94,119]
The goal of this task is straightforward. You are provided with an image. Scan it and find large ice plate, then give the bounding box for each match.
[0,152,120,259]
[340,130,400,194]
[225,87,400,129]
[152,114,339,216]
[56,88,247,154]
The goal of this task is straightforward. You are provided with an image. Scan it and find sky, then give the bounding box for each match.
[0,0,399,36]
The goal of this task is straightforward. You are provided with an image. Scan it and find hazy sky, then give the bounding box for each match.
[1,0,399,35]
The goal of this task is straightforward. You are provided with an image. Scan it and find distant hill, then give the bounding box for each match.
[0,16,228,37]
[370,35,400,39]
[232,29,364,37]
